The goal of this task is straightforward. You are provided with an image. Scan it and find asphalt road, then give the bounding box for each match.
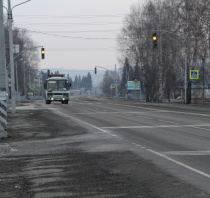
[49,96,210,194]
[1,96,210,197]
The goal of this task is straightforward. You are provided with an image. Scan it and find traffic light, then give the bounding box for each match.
[41,48,45,59]
[95,67,97,74]
[153,33,157,48]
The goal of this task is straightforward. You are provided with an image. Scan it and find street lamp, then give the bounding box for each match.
[7,0,32,113]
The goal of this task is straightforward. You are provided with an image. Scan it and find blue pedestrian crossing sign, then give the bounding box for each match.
[30,85,35,89]
[190,70,199,79]
[110,84,116,89]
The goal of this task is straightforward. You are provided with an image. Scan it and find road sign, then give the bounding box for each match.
[30,85,35,89]
[115,80,118,84]
[110,84,116,88]
[13,44,19,53]
[127,81,140,90]
[190,70,199,79]
[134,79,138,83]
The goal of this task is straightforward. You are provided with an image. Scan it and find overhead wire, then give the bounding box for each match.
[15,14,127,50]
[14,14,126,18]
[23,29,117,39]
[15,22,123,26]
[46,47,118,51]
[26,29,121,33]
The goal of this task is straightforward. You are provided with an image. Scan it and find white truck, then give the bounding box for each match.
[44,71,71,104]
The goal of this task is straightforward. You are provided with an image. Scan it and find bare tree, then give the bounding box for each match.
[5,24,40,96]
[117,0,210,102]
[101,70,120,97]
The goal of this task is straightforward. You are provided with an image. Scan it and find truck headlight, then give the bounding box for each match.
[51,97,54,100]
[62,98,65,100]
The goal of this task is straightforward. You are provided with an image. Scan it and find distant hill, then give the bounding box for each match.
[46,68,105,86]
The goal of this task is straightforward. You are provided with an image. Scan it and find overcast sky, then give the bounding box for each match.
[3,0,140,71]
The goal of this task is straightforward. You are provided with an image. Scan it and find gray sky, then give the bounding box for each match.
[4,0,139,71]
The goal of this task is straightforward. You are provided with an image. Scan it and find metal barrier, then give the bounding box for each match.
[0,91,7,138]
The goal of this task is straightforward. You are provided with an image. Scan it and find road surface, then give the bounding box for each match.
[1,96,210,197]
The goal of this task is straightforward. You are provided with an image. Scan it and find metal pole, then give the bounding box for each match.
[115,64,118,98]
[0,0,7,138]
[202,58,205,105]
[41,78,43,98]
[159,32,163,103]
[209,25,210,57]
[24,63,26,98]
[135,83,137,100]
[29,67,30,86]
[8,0,16,113]
[6,69,9,103]
[15,61,18,94]
[28,66,30,98]
[185,53,187,104]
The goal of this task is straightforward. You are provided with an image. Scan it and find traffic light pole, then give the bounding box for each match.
[6,46,43,69]
[95,66,118,98]
[154,29,190,104]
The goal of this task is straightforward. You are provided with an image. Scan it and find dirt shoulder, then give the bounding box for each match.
[0,101,209,198]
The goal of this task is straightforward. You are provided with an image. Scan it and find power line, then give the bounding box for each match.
[47,47,118,51]
[21,29,118,40]
[15,22,123,26]
[18,29,121,33]
[14,14,126,19]
[18,28,134,40]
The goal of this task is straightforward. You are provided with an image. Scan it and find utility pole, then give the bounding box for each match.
[8,0,16,113]
[23,62,26,97]
[209,25,210,57]
[6,0,31,112]
[202,58,205,105]
[15,61,19,94]
[115,64,118,98]
[185,50,187,104]
[185,0,191,104]
[158,11,163,103]
[0,0,7,138]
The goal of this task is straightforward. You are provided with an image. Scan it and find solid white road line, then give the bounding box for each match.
[113,103,210,118]
[55,109,210,180]
[147,149,210,179]
[162,151,210,156]
[102,124,210,129]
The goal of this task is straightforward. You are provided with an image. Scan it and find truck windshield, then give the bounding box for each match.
[47,80,69,91]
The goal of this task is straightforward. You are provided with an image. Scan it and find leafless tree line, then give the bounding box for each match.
[4,17,40,96]
[117,0,210,102]
[100,70,120,97]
